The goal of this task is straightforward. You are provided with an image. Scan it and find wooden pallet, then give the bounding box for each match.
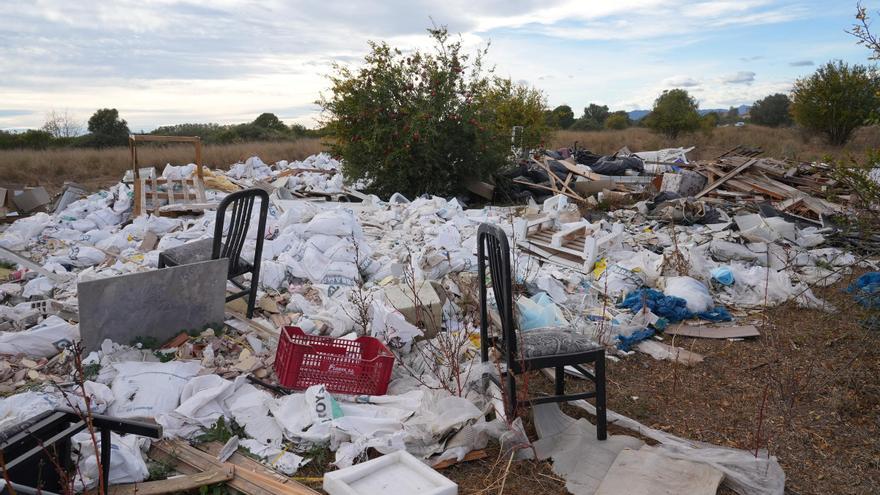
[130,135,216,216]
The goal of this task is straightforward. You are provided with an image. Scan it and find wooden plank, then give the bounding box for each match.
[108,467,233,495]
[433,449,488,469]
[150,177,158,210]
[666,324,760,339]
[196,441,294,488]
[695,158,757,198]
[130,135,201,143]
[151,440,318,495]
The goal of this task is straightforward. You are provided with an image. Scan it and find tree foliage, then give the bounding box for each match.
[320,27,547,198]
[750,93,793,127]
[604,111,630,130]
[252,112,287,131]
[544,105,574,129]
[87,108,130,147]
[644,89,701,139]
[791,60,880,145]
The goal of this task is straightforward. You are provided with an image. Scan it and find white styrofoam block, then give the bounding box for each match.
[323,450,458,495]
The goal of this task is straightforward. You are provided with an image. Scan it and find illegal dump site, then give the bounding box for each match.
[0,137,878,495]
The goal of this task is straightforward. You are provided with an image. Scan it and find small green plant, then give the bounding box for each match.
[199,483,234,495]
[82,362,101,381]
[0,260,16,270]
[195,417,247,444]
[146,459,176,481]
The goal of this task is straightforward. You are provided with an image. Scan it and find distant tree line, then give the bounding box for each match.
[0,109,326,150]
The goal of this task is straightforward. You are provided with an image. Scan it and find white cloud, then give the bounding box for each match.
[721,71,757,84]
[0,0,830,130]
[662,76,702,87]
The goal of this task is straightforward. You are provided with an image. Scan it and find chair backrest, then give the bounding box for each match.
[212,188,270,273]
[477,223,517,358]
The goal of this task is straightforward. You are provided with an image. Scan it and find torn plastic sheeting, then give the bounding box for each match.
[239,438,307,476]
[846,272,880,308]
[517,292,569,330]
[533,403,644,495]
[569,399,785,495]
[0,315,79,358]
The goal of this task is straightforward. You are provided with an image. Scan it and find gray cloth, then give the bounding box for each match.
[520,327,601,358]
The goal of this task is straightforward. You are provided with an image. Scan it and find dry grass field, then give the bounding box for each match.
[550,125,880,162]
[0,138,325,191]
[2,126,878,193]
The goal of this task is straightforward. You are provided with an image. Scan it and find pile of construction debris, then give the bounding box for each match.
[0,144,873,495]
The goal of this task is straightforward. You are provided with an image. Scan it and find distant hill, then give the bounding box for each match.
[628,104,751,121]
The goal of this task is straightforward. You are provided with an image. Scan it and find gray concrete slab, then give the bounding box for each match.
[77,258,227,351]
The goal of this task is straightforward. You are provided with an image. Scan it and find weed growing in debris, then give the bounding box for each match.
[195,417,247,444]
[145,458,176,481]
[82,362,101,381]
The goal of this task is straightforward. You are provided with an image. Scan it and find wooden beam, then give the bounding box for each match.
[130,135,201,143]
[108,467,234,495]
[695,158,757,198]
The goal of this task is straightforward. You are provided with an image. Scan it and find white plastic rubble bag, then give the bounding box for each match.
[0,391,61,432]
[0,315,79,358]
[108,361,202,419]
[663,276,713,313]
[73,430,150,488]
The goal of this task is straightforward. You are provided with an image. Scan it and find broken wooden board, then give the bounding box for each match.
[595,447,723,495]
[151,440,319,495]
[108,467,234,495]
[432,449,488,469]
[695,158,757,198]
[666,324,760,339]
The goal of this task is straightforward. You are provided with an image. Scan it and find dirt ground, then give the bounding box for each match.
[344,272,877,495]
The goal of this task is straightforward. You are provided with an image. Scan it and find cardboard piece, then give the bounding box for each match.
[383,281,444,338]
[77,259,227,351]
[573,179,613,196]
[12,187,51,213]
[666,324,760,339]
[595,447,723,495]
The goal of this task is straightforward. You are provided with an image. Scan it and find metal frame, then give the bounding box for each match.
[158,188,269,318]
[0,409,162,495]
[477,223,607,440]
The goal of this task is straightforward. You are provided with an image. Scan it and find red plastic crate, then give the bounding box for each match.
[274,326,395,395]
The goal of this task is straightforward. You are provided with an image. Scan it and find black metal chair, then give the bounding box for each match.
[158,188,269,318]
[0,408,161,495]
[477,223,607,440]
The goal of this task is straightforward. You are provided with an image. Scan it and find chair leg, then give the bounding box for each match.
[245,274,259,319]
[505,373,518,419]
[595,355,607,441]
[555,366,565,396]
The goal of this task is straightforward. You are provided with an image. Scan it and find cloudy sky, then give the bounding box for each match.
[0,0,872,131]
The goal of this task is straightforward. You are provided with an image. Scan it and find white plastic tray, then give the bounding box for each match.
[323,450,458,495]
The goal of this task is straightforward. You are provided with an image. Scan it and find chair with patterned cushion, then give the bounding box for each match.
[158,188,269,318]
[477,223,607,440]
